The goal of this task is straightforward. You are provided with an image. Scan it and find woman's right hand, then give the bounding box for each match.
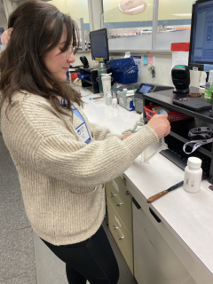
[147,114,171,139]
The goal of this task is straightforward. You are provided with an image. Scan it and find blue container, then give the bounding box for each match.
[112,65,138,84]
[77,73,91,81]
[109,57,136,73]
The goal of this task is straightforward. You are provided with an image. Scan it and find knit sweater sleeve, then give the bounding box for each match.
[89,122,122,140]
[34,125,158,190]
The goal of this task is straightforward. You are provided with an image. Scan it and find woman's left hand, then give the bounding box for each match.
[121,133,133,140]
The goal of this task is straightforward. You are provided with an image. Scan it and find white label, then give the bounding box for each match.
[115,215,122,227]
[113,180,119,193]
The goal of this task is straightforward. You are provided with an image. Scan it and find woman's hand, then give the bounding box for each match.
[121,133,133,140]
[147,114,171,139]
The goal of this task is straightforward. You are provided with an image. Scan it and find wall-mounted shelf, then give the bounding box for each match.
[108,30,190,54]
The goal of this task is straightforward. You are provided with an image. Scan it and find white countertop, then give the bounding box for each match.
[81,90,140,134]
[80,88,213,283]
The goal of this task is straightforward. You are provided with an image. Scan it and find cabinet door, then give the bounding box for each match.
[133,202,196,284]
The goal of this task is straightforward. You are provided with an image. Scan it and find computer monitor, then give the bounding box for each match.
[90,28,109,61]
[188,0,213,71]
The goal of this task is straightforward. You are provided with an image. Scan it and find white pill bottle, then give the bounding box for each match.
[183,157,202,193]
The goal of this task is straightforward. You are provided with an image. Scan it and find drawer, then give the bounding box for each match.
[106,177,132,233]
[107,198,134,275]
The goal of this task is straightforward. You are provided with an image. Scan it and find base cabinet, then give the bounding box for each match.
[106,176,134,275]
[132,201,196,284]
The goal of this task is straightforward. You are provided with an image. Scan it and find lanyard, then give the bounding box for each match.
[60,99,91,144]
[71,105,84,122]
[60,99,84,122]
[183,127,213,154]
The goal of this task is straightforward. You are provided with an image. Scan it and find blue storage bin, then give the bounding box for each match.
[113,65,138,75]
[109,57,136,72]
[113,75,138,84]
[112,65,138,84]
[77,73,91,81]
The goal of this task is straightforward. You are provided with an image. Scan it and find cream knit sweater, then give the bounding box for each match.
[1,91,158,245]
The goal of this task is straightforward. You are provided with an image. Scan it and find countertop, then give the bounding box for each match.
[80,88,213,283]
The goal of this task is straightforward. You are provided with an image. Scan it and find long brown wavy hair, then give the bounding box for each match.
[0,0,83,117]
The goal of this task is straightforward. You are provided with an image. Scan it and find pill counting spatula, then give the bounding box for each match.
[147,181,184,203]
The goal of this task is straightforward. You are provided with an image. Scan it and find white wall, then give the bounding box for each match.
[138,53,173,86]
[0,11,7,30]
[111,52,173,86]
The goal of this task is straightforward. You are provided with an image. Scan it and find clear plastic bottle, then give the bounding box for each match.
[112,97,117,108]
[98,62,107,94]
[204,82,211,99]
[183,157,202,193]
[104,91,112,106]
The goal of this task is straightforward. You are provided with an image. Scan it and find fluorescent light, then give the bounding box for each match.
[172,13,192,17]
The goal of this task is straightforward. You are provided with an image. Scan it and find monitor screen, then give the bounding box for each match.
[139,85,151,93]
[90,28,109,61]
[189,0,213,71]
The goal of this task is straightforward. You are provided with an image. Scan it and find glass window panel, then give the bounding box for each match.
[103,0,153,38]
[49,0,90,30]
[156,0,194,50]
[49,0,90,50]
[158,0,194,30]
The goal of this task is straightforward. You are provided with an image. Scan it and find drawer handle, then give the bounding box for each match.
[113,225,124,240]
[149,207,161,223]
[111,193,123,207]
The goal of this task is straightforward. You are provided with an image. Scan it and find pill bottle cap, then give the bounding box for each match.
[187,157,202,169]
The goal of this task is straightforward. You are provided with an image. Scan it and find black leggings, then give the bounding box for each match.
[41,225,119,284]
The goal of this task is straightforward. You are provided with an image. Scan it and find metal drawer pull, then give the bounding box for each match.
[113,225,124,240]
[111,193,123,207]
[125,190,130,195]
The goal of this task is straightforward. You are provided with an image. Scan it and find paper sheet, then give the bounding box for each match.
[148,54,153,64]
[171,52,189,70]
[143,55,148,65]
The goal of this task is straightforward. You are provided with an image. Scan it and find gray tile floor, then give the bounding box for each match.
[0,129,137,284]
[0,132,37,284]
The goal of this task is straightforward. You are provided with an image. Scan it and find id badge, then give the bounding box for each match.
[76,122,91,144]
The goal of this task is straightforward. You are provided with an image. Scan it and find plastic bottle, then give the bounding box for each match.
[126,90,135,110]
[204,82,211,99]
[98,62,107,94]
[183,157,202,193]
[112,98,117,108]
[104,91,112,106]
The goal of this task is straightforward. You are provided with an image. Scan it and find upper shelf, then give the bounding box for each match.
[108,29,190,53]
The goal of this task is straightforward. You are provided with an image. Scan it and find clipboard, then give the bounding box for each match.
[173,97,212,111]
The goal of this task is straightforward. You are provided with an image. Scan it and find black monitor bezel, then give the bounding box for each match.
[89,28,109,61]
[188,0,213,71]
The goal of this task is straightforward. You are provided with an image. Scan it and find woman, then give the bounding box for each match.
[0,1,170,284]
